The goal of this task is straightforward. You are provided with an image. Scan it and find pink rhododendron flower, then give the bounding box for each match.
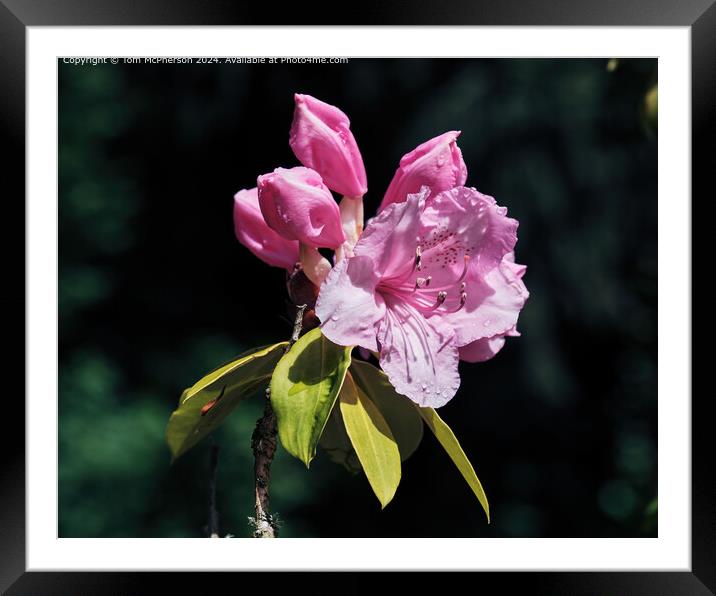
[232,93,528,409]
[290,94,368,199]
[233,187,299,270]
[378,131,467,212]
[257,166,345,249]
[316,186,529,407]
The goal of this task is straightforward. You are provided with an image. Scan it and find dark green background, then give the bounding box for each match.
[58,58,657,538]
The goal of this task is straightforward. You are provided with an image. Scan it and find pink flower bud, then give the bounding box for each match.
[257,166,345,249]
[233,188,299,270]
[290,94,368,198]
[378,131,467,212]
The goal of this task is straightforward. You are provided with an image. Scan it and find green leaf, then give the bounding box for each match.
[320,361,424,474]
[339,373,401,508]
[417,406,490,522]
[350,360,424,462]
[319,398,363,474]
[270,327,352,467]
[165,342,287,460]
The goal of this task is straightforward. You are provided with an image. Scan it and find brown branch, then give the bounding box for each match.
[250,303,307,538]
[289,303,308,345]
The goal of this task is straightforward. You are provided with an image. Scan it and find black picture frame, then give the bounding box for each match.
[3,1,708,593]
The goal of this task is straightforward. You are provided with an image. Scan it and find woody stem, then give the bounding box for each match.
[250,303,307,538]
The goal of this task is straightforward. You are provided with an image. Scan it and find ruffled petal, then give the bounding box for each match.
[377,296,460,408]
[420,186,518,280]
[503,251,526,278]
[442,256,529,346]
[316,255,385,352]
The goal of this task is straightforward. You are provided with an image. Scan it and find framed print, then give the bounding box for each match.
[4,0,710,593]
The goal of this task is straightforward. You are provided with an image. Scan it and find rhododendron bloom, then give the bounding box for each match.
[257,166,345,249]
[233,187,299,270]
[379,131,467,212]
[290,94,368,199]
[316,186,528,407]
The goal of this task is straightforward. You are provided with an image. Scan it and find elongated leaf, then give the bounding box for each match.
[417,407,490,522]
[270,327,352,467]
[340,373,401,508]
[166,342,287,460]
[319,399,363,474]
[350,360,424,461]
[321,360,425,473]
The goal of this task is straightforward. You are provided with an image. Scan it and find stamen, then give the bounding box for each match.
[383,244,423,287]
[457,255,470,283]
[449,291,468,313]
[417,276,432,288]
[428,291,448,310]
[412,276,430,292]
[412,254,470,295]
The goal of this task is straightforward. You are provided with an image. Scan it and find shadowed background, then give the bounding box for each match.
[58,58,657,538]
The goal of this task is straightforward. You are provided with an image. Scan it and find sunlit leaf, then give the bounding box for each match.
[350,360,424,461]
[417,406,490,522]
[165,342,287,460]
[340,373,401,508]
[270,327,352,467]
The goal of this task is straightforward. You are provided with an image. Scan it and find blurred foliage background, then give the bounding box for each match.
[59,58,657,538]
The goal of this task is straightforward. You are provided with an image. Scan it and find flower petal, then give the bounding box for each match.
[379,131,467,212]
[442,256,529,346]
[503,251,527,281]
[354,188,428,280]
[257,166,345,249]
[459,335,505,363]
[377,296,460,408]
[316,255,386,352]
[290,94,368,198]
[233,188,299,270]
[420,186,518,279]
[459,325,520,362]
